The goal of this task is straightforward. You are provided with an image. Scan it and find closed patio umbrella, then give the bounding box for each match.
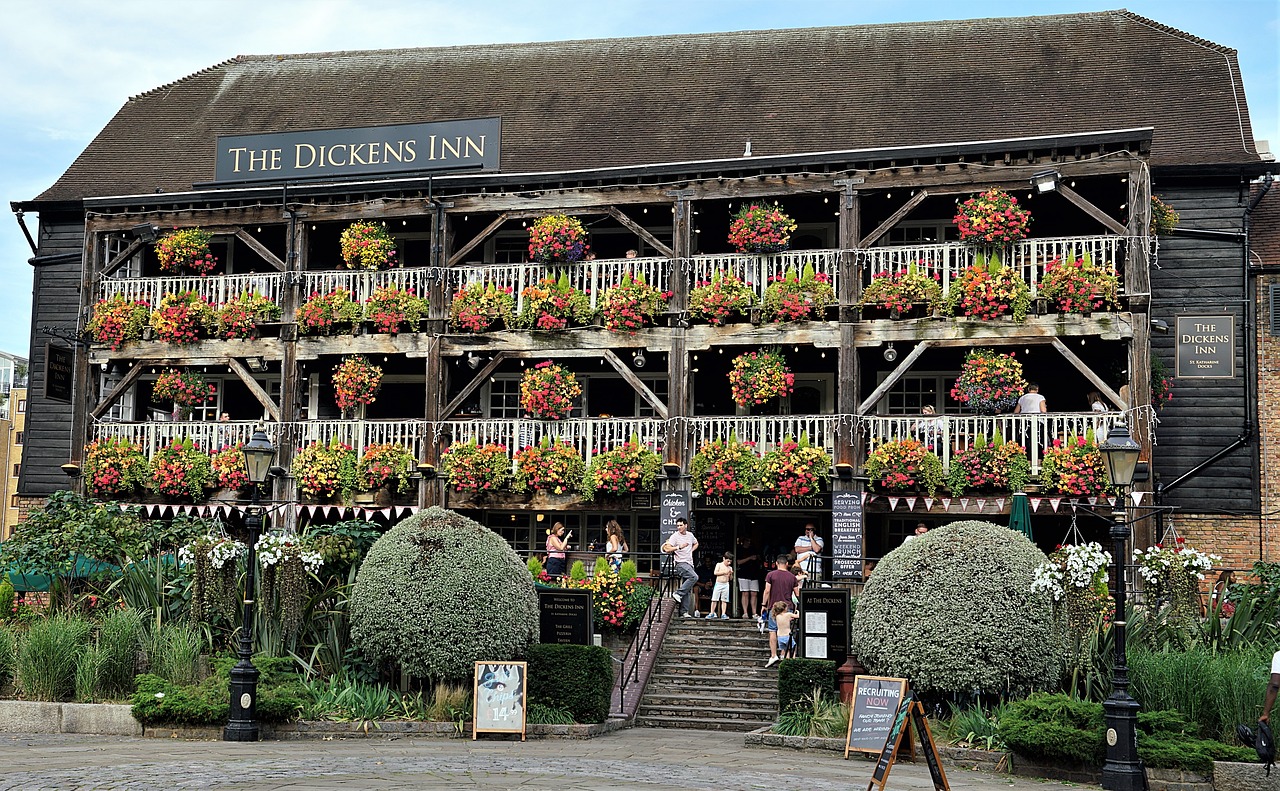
[1008,491,1033,541]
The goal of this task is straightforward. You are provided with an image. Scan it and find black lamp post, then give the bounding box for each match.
[1098,423,1143,791]
[223,427,276,742]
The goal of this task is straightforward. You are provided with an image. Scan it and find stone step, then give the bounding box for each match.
[633,715,773,732]
[653,660,779,677]
[640,692,778,711]
[660,644,769,658]
[637,701,776,721]
[646,673,778,692]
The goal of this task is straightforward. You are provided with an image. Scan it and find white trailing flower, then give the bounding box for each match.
[1133,541,1220,584]
[256,532,322,572]
[1030,542,1111,601]
[178,534,246,570]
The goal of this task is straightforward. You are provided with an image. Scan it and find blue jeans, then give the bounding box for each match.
[675,562,698,614]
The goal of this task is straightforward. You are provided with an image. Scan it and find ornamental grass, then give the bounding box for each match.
[87,296,150,350]
[949,348,1026,415]
[688,271,755,325]
[339,221,398,270]
[761,263,836,322]
[512,437,586,495]
[954,188,1031,244]
[519,361,581,419]
[728,202,797,254]
[440,440,510,491]
[691,435,761,496]
[729,349,794,407]
[450,282,516,332]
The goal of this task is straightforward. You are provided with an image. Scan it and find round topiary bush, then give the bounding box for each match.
[852,520,1058,696]
[349,506,539,681]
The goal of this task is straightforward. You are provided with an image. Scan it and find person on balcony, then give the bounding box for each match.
[545,523,571,578]
[1014,383,1048,414]
[793,523,824,578]
[1086,391,1107,412]
[662,517,699,618]
[912,405,944,450]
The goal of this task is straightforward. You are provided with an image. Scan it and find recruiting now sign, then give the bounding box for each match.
[1175,315,1235,378]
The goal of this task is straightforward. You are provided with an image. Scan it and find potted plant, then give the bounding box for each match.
[1039,253,1119,315]
[599,272,669,333]
[210,443,250,491]
[291,437,359,502]
[945,434,1030,495]
[1150,196,1179,236]
[153,368,217,418]
[297,288,363,335]
[520,361,581,419]
[761,263,836,322]
[450,282,516,332]
[83,436,150,498]
[357,441,416,496]
[339,221,398,270]
[1152,356,1174,410]
[688,271,756,325]
[864,438,945,495]
[515,274,593,330]
[333,355,382,417]
[943,253,1031,321]
[1038,432,1109,497]
[954,188,1031,244]
[860,263,943,318]
[580,437,661,499]
[87,295,151,349]
[691,436,761,496]
[729,349,794,407]
[217,290,280,338]
[527,213,589,264]
[440,439,510,491]
[364,285,429,333]
[255,532,324,638]
[759,435,831,497]
[512,437,586,494]
[155,227,218,274]
[149,438,214,502]
[1134,537,1219,628]
[949,348,1026,415]
[727,202,797,254]
[150,290,217,344]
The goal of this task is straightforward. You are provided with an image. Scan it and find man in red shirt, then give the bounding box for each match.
[760,556,798,667]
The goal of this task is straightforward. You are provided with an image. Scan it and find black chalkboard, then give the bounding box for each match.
[911,704,950,791]
[831,491,864,578]
[846,675,907,757]
[537,590,593,645]
[799,588,851,663]
[660,490,690,536]
[869,692,914,787]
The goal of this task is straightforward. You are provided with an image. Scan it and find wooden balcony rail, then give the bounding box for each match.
[432,417,666,465]
[445,257,671,313]
[681,415,844,456]
[99,272,285,306]
[303,267,439,303]
[689,249,841,302]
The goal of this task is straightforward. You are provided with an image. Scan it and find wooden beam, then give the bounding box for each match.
[1056,183,1129,236]
[857,341,934,414]
[601,349,668,420]
[443,352,508,418]
[447,212,509,267]
[858,190,929,248]
[234,229,286,271]
[226,357,282,421]
[1050,338,1126,408]
[100,237,146,278]
[604,206,674,259]
[89,360,148,420]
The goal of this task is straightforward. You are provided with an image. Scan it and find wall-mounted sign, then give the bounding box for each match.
[1175,315,1235,378]
[799,588,851,663]
[44,343,73,404]
[214,117,501,184]
[700,493,828,509]
[830,491,864,578]
[660,490,691,535]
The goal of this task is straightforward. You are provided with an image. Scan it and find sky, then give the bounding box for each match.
[1,0,1276,360]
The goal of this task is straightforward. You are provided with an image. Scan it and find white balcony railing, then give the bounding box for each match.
[99,272,284,306]
[291,420,428,459]
[303,267,439,302]
[445,257,671,313]
[92,420,270,456]
[681,415,843,456]
[433,417,665,465]
[689,249,841,303]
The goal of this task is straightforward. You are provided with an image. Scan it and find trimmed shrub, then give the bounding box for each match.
[526,643,613,723]
[350,507,539,682]
[777,658,836,711]
[999,692,1106,765]
[17,615,91,701]
[618,560,638,584]
[851,520,1058,696]
[131,654,305,726]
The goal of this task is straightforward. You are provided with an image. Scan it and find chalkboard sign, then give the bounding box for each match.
[846,676,907,757]
[912,703,950,791]
[800,588,850,663]
[538,589,593,645]
[473,661,527,740]
[831,491,864,578]
[659,490,691,537]
[44,342,73,404]
[868,692,914,787]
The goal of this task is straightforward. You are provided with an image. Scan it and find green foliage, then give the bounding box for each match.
[303,520,382,571]
[16,615,92,701]
[527,556,543,579]
[0,491,144,585]
[527,702,576,725]
[96,608,144,697]
[999,692,1106,765]
[75,645,108,702]
[1128,646,1270,743]
[777,658,836,711]
[0,578,14,619]
[946,701,1011,751]
[592,556,610,579]
[526,643,613,724]
[772,689,850,737]
[852,521,1058,696]
[1136,710,1255,773]
[618,560,638,584]
[0,626,14,686]
[146,622,204,686]
[299,676,403,722]
[568,560,588,582]
[130,660,306,726]
[349,507,539,682]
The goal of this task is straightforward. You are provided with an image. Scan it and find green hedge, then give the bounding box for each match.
[526,644,613,724]
[130,655,306,726]
[777,658,836,711]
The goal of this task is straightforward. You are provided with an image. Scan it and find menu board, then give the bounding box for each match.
[831,491,864,578]
[845,676,907,757]
[912,704,950,791]
[538,590,593,645]
[472,661,527,740]
[659,490,691,537]
[799,588,850,662]
[868,692,913,786]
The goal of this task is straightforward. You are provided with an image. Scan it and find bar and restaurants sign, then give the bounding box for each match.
[1175,315,1235,378]
[214,117,501,183]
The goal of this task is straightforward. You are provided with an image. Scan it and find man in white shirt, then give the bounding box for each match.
[1014,382,1047,413]
[662,517,699,618]
[793,523,824,577]
[1261,649,1280,724]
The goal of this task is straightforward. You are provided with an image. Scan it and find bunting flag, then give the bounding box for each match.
[960,498,970,510]
[1050,498,1062,512]
[1088,496,1098,506]
[941,497,952,510]
[924,497,935,511]
[888,497,900,511]
[1131,491,1145,507]
[294,504,307,516]
[906,496,918,511]
[1105,496,1116,507]
[994,497,1006,511]
[380,508,393,518]
[1030,498,1042,512]
[860,492,868,505]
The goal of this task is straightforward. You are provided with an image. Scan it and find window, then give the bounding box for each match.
[17,399,25,413]
[10,494,18,508]
[487,378,522,418]
[1271,283,1280,336]
[11,464,17,478]
[884,220,960,246]
[637,377,670,418]
[876,373,962,415]
[14,432,22,445]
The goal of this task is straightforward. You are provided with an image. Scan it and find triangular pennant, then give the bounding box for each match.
[1030,498,1042,512]
[860,492,867,505]
[1105,496,1116,508]
[905,497,918,511]
[1131,491,1145,507]
[976,498,987,511]
[994,497,1006,511]
[1050,498,1062,512]
[380,508,392,518]
[924,497,935,510]
[888,497,900,511]
[1088,496,1098,506]
[960,498,970,510]
[941,497,952,510]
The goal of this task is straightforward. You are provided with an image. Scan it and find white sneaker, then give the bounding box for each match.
[681,612,691,618]
[670,592,682,602]
[765,657,779,668]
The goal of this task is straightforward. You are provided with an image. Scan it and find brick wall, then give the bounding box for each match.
[12,494,46,525]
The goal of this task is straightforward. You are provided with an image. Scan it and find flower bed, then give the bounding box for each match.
[864,438,945,495]
[156,227,217,274]
[297,289,362,335]
[1038,433,1108,497]
[210,444,249,490]
[555,570,654,631]
[516,275,593,330]
[949,349,1026,415]
[760,437,830,497]
[333,356,382,416]
[1039,253,1118,314]
[520,361,581,419]
[860,264,942,316]
[357,442,416,494]
[729,349,794,407]
[450,282,516,332]
[943,256,1031,321]
[153,369,216,408]
[364,286,428,333]
[513,437,585,494]
[688,271,755,325]
[87,296,150,349]
[728,202,797,254]
[761,264,835,322]
[216,291,280,338]
[340,221,398,270]
[528,214,589,264]
[291,438,359,502]
[954,188,1031,244]
[150,291,216,344]
[599,273,668,333]
[580,439,661,499]
[945,435,1030,495]
[691,436,761,496]
[440,440,510,491]
[150,438,213,501]
[83,437,150,497]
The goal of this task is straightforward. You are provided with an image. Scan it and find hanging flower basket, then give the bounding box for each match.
[357,442,416,494]
[728,202,797,254]
[1152,356,1174,411]
[1031,541,1115,686]
[949,348,1026,415]
[691,435,761,496]
[513,437,586,494]
[865,438,945,495]
[1134,538,1219,628]
[291,437,359,502]
[579,437,661,499]
[364,286,428,334]
[440,440,510,491]
[178,534,245,624]
[87,295,151,350]
[599,273,669,333]
[156,227,218,274]
[83,437,150,498]
[255,532,324,638]
[954,188,1031,244]
[450,282,516,332]
[516,274,593,330]
[1039,432,1109,497]
[945,434,1030,495]
[520,361,581,419]
[1150,196,1180,236]
[298,288,362,335]
[943,254,1031,321]
[340,221,398,270]
[729,349,794,407]
[150,291,217,345]
[217,291,280,338]
[861,263,943,316]
[528,214,589,264]
[689,271,756,325]
[761,264,836,322]
[759,436,831,497]
[1040,253,1119,315]
[210,443,250,490]
[333,356,382,416]
[149,438,214,502]
[153,369,216,408]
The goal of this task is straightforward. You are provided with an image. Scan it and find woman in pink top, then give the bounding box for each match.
[545,522,571,577]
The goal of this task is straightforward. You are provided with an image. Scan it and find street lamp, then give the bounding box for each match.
[223,427,276,742]
[1098,423,1143,791]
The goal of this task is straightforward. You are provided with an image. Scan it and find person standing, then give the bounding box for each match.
[1261,648,1280,724]
[603,519,628,573]
[662,517,699,618]
[707,552,734,619]
[903,523,928,544]
[545,523,571,577]
[760,556,798,666]
[793,522,824,578]
[1014,382,1048,413]
[736,536,762,619]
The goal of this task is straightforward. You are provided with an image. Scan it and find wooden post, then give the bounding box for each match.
[837,186,861,472]
[275,209,307,508]
[665,196,694,482]
[70,231,103,469]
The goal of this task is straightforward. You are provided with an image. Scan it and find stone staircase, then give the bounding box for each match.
[635,615,779,731]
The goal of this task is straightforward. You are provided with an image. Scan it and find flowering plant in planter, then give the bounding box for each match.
[761,263,836,322]
[520,361,581,419]
[450,282,516,332]
[364,285,428,333]
[155,227,217,274]
[1134,538,1219,627]
[580,438,661,499]
[691,436,761,496]
[1031,542,1114,685]
[557,569,653,631]
[83,436,150,497]
[255,531,324,638]
[954,188,1031,244]
[943,255,1031,321]
[516,274,593,330]
[949,349,1026,415]
[688,271,756,325]
[759,435,830,497]
[1039,253,1119,314]
[860,264,943,315]
[528,214,589,264]
[729,349,794,407]
[87,295,151,349]
[1150,196,1179,236]
[291,437,359,501]
[728,202,797,254]
[216,290,280,338]
[599,273,669,333]
[150,290,216,344]
[339,221,398,270]
[153,368,216,407]
[1039,432,1109,497]
[945,434,1031,495]
[440,440,510,491]
[513,437,586,494]
[297,288,362,334]
[864,438,946,496]
[333,356,382,416]
[357,442,416,494]
[1152,356,1174,411]
[150,437,214,501]
[210,443,250,490]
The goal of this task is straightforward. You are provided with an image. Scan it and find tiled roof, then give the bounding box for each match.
[34,10,1262,203]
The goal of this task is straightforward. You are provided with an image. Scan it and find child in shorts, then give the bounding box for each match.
[773,601,798,660]
[707,552,733,619]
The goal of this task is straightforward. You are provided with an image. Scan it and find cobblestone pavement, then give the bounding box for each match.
[0,728,1090,790]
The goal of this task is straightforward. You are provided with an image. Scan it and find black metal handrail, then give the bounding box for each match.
[616,556,676,715]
